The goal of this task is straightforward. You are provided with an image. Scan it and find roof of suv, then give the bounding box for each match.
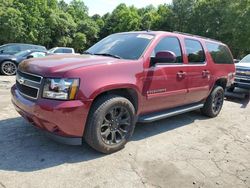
[117,31,223,44]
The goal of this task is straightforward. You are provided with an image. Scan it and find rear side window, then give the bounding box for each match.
[185,39,205,63]
[63,49,72,53]
[54,49,64,53]
[206,42,233,64]
[152,37,183,63]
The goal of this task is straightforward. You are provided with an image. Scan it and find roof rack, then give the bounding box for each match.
[173,31,221,43]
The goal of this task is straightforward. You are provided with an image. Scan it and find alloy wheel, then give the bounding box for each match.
[212,90,223,113]
[100,106,131,145]
[1,61,17,75]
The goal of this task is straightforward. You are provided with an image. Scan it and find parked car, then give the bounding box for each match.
[229,54,250,91]
[0,43,46,55]
[48,47,75,54]
[11,31,235,154]
[0,50,47,75]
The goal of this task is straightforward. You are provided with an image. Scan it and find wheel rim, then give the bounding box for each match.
[212,90,223,113]
[2,62,17,75]
[100,106,131,145]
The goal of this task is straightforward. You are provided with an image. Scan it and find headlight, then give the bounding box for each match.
[43,78,79,100]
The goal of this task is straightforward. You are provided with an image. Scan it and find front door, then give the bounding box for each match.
[142,37,188,114]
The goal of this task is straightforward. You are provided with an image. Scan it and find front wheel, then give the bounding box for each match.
[201,86,225,118]
[84,95,136,154]
[1,61,17,75]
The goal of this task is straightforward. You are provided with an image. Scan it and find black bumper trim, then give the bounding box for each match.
[43,130,83,146]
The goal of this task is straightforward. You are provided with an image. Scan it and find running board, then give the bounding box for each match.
[138,103,204,123]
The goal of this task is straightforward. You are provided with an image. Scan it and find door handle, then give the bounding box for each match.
[177,71,187,79]
[202,70,210,77]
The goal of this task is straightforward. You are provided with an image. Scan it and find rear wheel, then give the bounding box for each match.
[201,86,225,118]
[84,95,136,154]
[1,61,17,75]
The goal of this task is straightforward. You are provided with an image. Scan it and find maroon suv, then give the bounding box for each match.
[11,31,235,153]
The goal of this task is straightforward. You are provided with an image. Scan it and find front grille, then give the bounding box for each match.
[16,81,38,98]
[16,70,43,99]
[17,70,42,83]
[236,68,250,77]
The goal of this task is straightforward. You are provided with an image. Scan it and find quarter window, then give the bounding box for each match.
[185,39,205,63]
[152,37,183,63]
[206,42,233,64]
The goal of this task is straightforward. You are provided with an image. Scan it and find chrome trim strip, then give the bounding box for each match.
[234,81,250,86]
[235,76,250,81]
[17,70,43,84]
[16,70,43,99]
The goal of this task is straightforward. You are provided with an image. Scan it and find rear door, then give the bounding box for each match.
[142,36,189,113]
[184,39,212,104]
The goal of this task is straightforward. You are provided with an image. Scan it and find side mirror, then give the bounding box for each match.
[0,50,4,53]
[27,55,34,59]
[151,51,177,66]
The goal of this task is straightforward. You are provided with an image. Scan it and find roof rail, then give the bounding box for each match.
[173,31,221,43]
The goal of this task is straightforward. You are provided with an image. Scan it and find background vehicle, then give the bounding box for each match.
[11,31,235,154]
[234,59,240,64]
[0,50,47,75]
[0,43,46,55]
[229,54,250,91]
[48,47,75,54]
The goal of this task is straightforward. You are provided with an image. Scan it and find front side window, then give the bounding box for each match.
[151,37,183,63]
[185,39,205,63]
[206,42,233,64]
[86,33,154,60]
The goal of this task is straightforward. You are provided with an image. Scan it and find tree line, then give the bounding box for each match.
[1,0,250,58]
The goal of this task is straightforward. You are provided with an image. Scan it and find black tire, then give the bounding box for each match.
[84,95,136,154]
[0,61,17,75]
[201,86,225,118]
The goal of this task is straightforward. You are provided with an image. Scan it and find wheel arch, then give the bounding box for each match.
[214,77,227,90]
[90,86,140,114]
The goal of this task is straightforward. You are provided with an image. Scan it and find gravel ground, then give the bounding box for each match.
[0,75,249,188]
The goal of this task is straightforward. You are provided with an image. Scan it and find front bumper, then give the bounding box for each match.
[11,85,91,145]
[234,76,250,89]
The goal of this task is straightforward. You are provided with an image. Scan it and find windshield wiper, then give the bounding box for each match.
[93,53,122,59]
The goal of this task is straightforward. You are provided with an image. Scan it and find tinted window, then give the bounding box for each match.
[185,39,205,63]
[54,49,64,53]
[86,33,154,60]
[152,37,183,63]
[2,45,21,53]
[63,49,73,53]
[30,52,46,58]
[206,42,234,64]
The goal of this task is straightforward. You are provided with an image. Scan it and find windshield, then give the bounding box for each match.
[48,48,57,53]
[14,50,30,57]
[86,33,154,60]
[240,54,250,63]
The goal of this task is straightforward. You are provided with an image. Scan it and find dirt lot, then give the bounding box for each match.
[0,75,249,188]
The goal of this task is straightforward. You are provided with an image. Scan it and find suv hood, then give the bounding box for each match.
[236,62,250,69]
[18,54,121,76]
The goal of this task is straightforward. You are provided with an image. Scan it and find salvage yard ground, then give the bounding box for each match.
[0,76,249,188]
